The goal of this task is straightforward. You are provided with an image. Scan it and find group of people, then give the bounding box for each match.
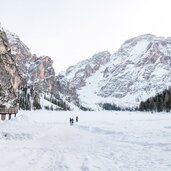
[69,116,78,125]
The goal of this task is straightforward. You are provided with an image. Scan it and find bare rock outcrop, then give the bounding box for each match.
[0,29,22,106]
[6,30,57,95]
[29,56,56,94]
[3,28,60,109]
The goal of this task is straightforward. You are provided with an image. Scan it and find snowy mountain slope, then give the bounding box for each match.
[58,34,171,109]
[62,51,111,89]
[0,111,171,171]
[56,51,111,106]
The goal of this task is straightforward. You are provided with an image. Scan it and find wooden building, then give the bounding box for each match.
[0,105,18,120]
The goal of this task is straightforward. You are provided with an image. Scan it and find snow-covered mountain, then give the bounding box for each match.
[0,27,70,110]
[58,34,171,110]
[56,51,111,106]
[2,25,171,111]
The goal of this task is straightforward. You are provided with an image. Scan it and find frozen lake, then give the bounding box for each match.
[0,111,171,171]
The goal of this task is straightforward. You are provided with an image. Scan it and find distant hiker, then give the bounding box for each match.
[76,116,78,122]
[71,118,74,125]
[69,118,72,125]
[70,118,74,125]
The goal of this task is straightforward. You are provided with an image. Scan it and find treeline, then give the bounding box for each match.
[99,103,137,111]
[18,85,33,110]
[44,95,70,111]
[79,105,93,111]
[18,84,71,111]
[18,85,43,110]
[139,88,171,112]
[102,103,121,111]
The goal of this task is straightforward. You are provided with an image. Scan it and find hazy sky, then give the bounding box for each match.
[0,0,171,73]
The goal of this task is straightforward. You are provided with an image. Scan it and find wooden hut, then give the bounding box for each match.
[0,105,18,120]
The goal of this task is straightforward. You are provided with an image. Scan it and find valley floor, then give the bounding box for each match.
[0,111,171,171]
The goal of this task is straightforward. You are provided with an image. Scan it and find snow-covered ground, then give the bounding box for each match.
[0,111,171,171]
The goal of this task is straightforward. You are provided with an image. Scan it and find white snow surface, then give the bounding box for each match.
[0,110,171,171]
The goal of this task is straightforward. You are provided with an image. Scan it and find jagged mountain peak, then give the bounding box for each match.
[120,33,168,53]
[64,51,111,80]
[90,51,111,61]
[5,29,31,56]
[123,33,165,44]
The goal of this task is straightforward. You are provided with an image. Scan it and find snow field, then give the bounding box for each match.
[0,111,171,171]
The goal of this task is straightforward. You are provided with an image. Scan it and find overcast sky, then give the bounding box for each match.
[0,0,171,73]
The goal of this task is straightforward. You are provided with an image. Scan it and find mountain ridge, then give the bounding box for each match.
[1,25,171,111]
[58,33,171,110]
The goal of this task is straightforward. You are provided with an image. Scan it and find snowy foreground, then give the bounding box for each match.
[0,111,171,171]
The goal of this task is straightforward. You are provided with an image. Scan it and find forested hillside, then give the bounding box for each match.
[139,87,171,112]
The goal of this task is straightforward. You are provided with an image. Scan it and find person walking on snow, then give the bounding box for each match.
[76,116,78,122]
[71,118,74,125]
[69,118,72,125]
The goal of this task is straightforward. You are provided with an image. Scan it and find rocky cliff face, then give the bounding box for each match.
[0,28,62,109]
[56,51,111,105]
[6,31,56,95]
[0,29,22,106]
[58,34,171,110]
[29,56,56,94]
[6,30,36,77]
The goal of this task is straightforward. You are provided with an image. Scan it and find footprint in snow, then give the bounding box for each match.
[80,158,89,171]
